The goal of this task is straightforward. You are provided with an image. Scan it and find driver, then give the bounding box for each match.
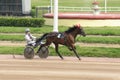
[25,28,36,46]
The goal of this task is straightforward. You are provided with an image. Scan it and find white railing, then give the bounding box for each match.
[36,6,120,12]
[58,6,120,12]
[35,6,120,17]
[103,7,120,12]
[59,6,92,12]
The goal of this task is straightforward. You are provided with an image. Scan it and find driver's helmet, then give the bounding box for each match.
[25,28,30,32]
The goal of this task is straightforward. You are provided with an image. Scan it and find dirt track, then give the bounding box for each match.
[0,55,120,80]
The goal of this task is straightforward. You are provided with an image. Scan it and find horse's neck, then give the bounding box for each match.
[70,30,78,38]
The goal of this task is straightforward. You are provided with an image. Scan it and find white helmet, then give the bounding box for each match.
[25,28,30,32]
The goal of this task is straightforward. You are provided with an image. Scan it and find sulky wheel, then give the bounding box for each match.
[38,46,49,59]
[24,46,34,59]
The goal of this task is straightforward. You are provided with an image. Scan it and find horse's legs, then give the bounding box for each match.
[54,44,64,60]
[71,44,81,60]
[72,48,81,60]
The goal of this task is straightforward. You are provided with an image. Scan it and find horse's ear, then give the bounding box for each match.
[78,24,81,27]
[75,24,81,28]
[74,24,81,28]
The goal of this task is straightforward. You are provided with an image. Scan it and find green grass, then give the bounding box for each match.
[0,46,120,58]
[32,0,50,8]
[0,46,24,55]
[0,26,53,33]
[32,0,120,17]
[0,27,26,33]
[77,36,120,44]
[1,26,120,36]
[31,0,120,17]
[79,47,120,58]
[0,26,120,44]
[0,35,120,44]
[32,0,120,8]
[51,46,119,58]
[85,27,120,36]
[0,35,24,41]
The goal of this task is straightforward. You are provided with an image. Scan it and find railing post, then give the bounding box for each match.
[105,0,107,13]
[53,0,58,32]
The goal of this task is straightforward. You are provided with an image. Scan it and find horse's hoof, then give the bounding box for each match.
[78,58,81,60]
[61,58,64,60]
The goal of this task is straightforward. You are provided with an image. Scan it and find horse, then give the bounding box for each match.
[35,24,86,60]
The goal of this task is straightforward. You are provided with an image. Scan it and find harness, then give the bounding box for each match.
[57,33,65,38]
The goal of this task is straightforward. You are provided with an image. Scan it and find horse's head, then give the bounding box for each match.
[74,24,86,37]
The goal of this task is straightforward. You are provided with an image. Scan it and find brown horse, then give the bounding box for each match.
[35,24,86,60]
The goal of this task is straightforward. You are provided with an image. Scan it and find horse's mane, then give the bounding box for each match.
[65,26,77,33]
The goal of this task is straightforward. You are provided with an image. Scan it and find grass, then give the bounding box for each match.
[0,46,120,58]
[85,27,120,36]
[0,27,28,33]
[0,35,120,44]
[50,46,120,58]
[77,36,120,44]
[32,0,120,17]
[32,0,120,8]
[32,0,50,8]
[1,26,120,36]
[0,26,120,59]
[0,35,24,41]
[0,26,53,33]
[0,26,120,44]
[0,46,24,55]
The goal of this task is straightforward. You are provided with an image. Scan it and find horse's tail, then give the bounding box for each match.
[37,33,48,42]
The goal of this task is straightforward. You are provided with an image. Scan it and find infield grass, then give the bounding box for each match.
[0,46,120,58]
[32,0,120,8]
[1,26,120,36]
[0,26,120,44]
[0,35,120,44]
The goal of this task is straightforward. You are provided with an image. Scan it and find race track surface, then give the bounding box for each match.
[0,55,120,80]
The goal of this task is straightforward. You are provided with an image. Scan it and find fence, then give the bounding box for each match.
[59,6,120,12]
[36,6,120,17]
[35,6,51,17]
